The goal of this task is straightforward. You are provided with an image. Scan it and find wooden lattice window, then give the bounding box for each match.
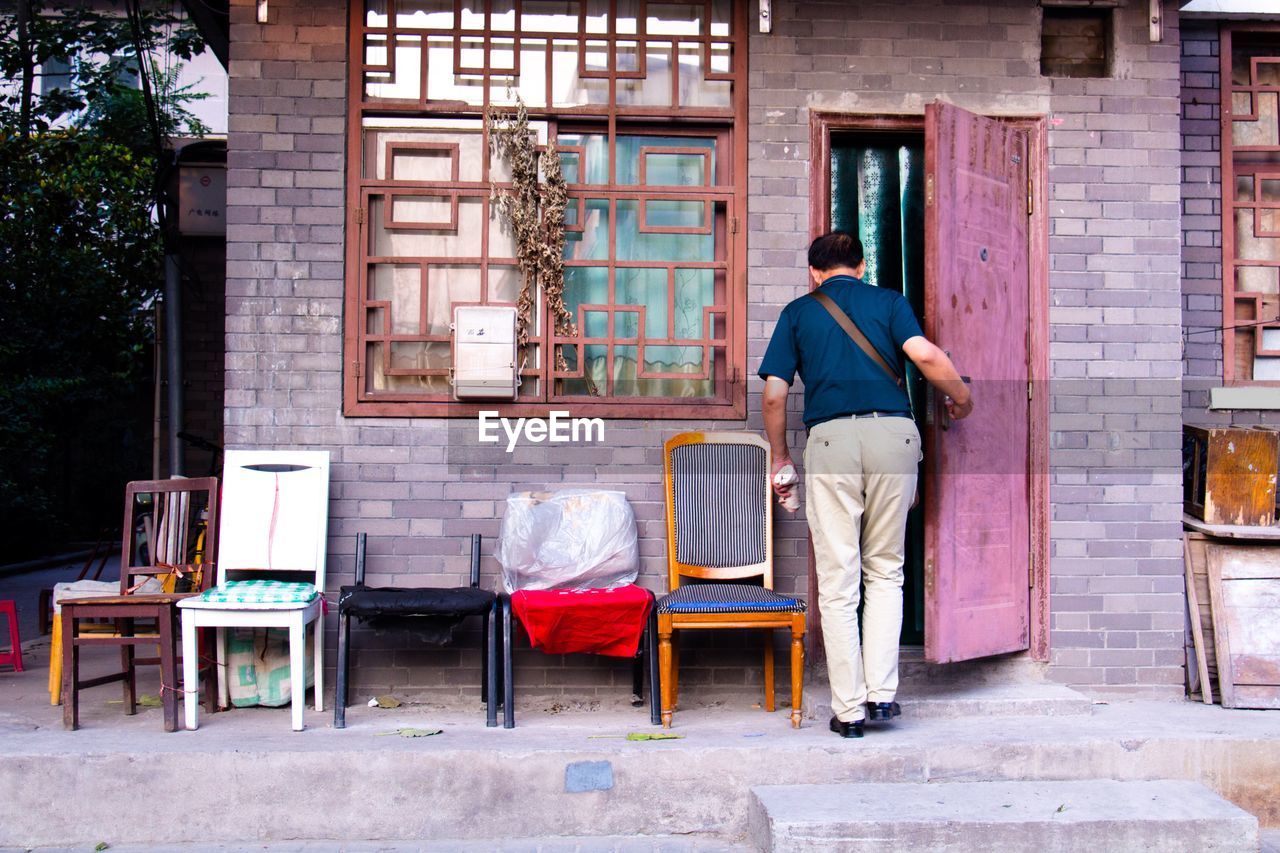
[344,0,748,417]
[1222,25,1280,383]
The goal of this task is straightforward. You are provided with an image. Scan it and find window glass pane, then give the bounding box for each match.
[1237,175,1255,201]
[1238,265,1280,294]
[1234,92,1278,147]
[370,196,515,258]
[678,43,732,108]
[363,121,485,183]
[369,264,422,335]
[1254,354,1280,380]
[1263,179,1280,203]
[1236,209,1280,262]
[564,199,611,260]
[674,269,714,338]
[649,3,702,36]
[615,135,715,185]
[646,199,706,230]
[396,0,452,28]
[558,133,609,184]
[616,199,713,261]
[617,268,667,336]
[522,0,580,33]
[617,42,673,107]
[426,265,483,334]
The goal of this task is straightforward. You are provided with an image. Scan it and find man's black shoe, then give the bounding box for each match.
[829,715,864,738]
[866,701,901,722]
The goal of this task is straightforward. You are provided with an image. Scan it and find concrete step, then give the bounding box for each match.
[6,668,1280,849]
[1,838,752,853]
[747,780,1259,853]
[802,681,1094,720]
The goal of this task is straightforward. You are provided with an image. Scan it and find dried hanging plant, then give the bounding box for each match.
[487,96,580,379]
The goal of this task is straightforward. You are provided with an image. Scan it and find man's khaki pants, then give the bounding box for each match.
[804,414,921,723]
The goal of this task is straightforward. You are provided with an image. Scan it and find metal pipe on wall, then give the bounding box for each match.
[164,252,184,477]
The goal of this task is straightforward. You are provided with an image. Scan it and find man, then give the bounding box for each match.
[758,231,973,739]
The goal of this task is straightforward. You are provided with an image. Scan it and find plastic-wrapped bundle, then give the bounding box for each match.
[496,489,639,593]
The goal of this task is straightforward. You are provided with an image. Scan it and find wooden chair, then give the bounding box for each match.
[60,478,220,731]
[179,450,330,732]
[656,432,807,728]
[335,532,499,728]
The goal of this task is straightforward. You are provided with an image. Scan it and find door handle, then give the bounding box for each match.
[940,375,972,432]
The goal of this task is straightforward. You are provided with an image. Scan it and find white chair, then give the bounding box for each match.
[178,450,330,731]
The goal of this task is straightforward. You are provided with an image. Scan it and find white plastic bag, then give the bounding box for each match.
[496,489,639,593]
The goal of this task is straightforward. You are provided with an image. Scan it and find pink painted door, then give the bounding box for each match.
[923,102,1031,663]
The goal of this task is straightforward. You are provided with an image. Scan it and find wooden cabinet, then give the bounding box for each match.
[1183,425,1279,526]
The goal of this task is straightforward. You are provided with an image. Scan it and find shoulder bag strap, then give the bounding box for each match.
[810,291,903,388]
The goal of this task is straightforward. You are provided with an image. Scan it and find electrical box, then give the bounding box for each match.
[451,305,519,400]
[177,164,226,236]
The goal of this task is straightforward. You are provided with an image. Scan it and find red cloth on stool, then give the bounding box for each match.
[511,584,653,657]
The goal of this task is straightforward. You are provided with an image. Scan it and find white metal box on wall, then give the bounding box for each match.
[451,305,518,400]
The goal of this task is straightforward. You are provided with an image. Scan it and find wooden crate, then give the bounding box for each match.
[1204,541,1280,710]
[1183,425,1279,526]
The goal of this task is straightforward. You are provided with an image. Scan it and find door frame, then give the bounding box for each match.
[806,109,1050,663]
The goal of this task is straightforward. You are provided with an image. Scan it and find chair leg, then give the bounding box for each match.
[216,626,229,708]
[289,618,306,731]
[646,608,660,726]
[334,609,350,729]
[182,612,200,731]
[631,647,644,704]
[61,613,78,730]
[790,619,805,729]
[201,626,217,715]
[670,634,680,709]
[485,600,498,728]
[158,610,178,733]
[312,612,324,714]
[480,609,489,705]
[502,596,514,729]
[763,630,776,713]
[121,618,137,716]
[657,617,674,729]
[49,613,62,706]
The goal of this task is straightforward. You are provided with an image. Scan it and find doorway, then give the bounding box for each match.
[829,131,928,646]
[808,105,1051,665]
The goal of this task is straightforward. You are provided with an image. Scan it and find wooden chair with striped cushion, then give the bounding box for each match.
[656,432,806,728]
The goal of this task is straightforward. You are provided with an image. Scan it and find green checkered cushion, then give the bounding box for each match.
[179,579,318,610]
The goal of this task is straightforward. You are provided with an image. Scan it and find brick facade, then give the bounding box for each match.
[224,0,1187,702]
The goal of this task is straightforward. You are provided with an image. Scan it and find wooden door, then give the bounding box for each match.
[923,101,1031,663]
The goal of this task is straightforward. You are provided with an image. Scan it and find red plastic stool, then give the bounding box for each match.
[0,600,23,672]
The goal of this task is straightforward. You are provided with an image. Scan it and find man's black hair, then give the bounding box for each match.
[808,230,865,271]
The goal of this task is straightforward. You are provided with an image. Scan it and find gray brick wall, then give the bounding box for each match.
[1181,20,1222,421]
[224,0,1187,702]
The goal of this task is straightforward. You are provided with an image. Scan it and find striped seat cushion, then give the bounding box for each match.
[656,583,805,615]
[178,580,318,610]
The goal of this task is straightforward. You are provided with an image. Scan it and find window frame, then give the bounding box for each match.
[1220,22,1280,385]
[342,0,749,418]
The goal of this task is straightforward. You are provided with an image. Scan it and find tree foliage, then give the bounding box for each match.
[0,2,208,555]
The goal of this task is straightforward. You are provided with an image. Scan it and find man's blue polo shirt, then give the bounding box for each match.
[758,275,923,430]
